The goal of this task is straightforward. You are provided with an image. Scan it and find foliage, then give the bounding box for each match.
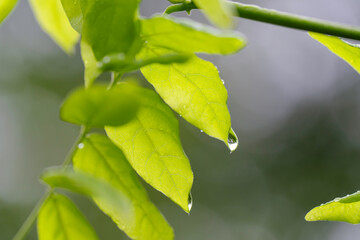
[1,0,360,239]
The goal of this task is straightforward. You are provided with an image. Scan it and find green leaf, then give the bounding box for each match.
[309,32,360,75]
[81,39,101,88]
[305,191,360,224]
[106,87,193,212]
[41,168,135,232]
[138,45,236,150]
[29,0,79,54]
[81,0,141,60]
[192,0,233,29]
[73,134,174,240]
[38,193,98,240]
[0,0,18,24]
[98,52,190,72]
[60,0,83,32]
[60,84,139,127]
[141,15,246,55]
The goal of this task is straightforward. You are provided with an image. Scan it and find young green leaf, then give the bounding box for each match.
[106,87,193,213]
[29,0,79,54]
[73,134,174,240]
[98,52,190,72]
[305,191,360,224]
[192,0,233,29]
[38,193,98,240]
[61,0,83,33]
[141,15,246,55]
[138,46,236,150]
[81,0,142,60]
[309,32,360,74]
[60,84,139,127]
[81,39,101,88]
[41,168,135,231]
[0,0,18,24]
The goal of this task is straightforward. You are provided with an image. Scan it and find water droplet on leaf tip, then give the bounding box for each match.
[78,143,84,149]
[188,192,193,213]
[227,128,238,152]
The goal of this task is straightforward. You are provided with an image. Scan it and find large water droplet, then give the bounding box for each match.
[188,192,193,213]
[227,128,238,152]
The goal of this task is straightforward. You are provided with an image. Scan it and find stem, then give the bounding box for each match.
[13,126,88,240]
[165,2,360,41]
[108,72,123,89]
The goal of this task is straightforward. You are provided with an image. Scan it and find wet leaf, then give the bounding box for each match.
[138,45,236,150]
[61,0,83,32]
[306,191,360,224]
[106,87,193,212]
[74,134,174,240]
[141,15,245,55]
[310,32,360,74]
[38,193,98,240]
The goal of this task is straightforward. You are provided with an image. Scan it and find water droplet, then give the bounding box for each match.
[221,79,225,84]
[78,143,84,149]
[200,130,203,133]
[102,56,111,64]
[187,192,193,213]
[334,197,341,202]
[227,128,238,152]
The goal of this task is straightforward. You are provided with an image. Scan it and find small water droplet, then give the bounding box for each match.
[334,197,341,202]
[78,143,84,149]
[200,130,203,133]
[187,192,193,213]
[221,79,225,84]
[102,56,111,64]
[227,128,238,152]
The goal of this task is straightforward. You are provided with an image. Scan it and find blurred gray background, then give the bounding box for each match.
[1,0,360,239]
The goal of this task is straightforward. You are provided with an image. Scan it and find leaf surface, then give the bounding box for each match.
[42,168,135,233]
[38,193,98,240]
[60,85,138,127]
[61,0,83,32]
[305,191,360,224]
[138,46,235,149]
[106,87,193,212]
[192,0,233,28]
[0,0,18,24]
[310,32,360,74]
[29,0,79,54]
[141,15,245,55]
[81,0,141,60]
[74,134,174,240]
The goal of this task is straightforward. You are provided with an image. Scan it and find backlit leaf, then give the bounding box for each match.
[29,0,79,54]
[98,52,190,72]
[309,32,360,74]
[106,87,193,212]
[141,15,246,55]
[74,134,174,240]
[60,84,139,127]
[61,0,82,32]
[38,193,98,240]
[138,45,235,150]
[192,0,233,29]
[0,0,18,24]
[41,168,135,233]
[81,0,141,60]
[305,191,360,224]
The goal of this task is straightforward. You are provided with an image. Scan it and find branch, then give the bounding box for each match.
[165,2,360,41]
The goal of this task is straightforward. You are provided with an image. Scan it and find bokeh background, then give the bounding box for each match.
[1,0,360,239]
